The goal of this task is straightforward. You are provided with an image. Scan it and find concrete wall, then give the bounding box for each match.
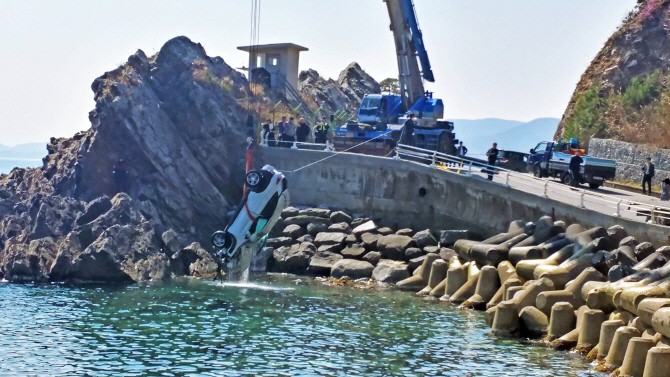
[257,147,670,246]
[589,138,670,183]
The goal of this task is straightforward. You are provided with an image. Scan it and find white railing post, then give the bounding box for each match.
[467,161,473,176]
[615,199,622,217]
[580,190,586,208]
[393,148,401,160]
[542,180,549,198]
[505,171,511,186]
[431,152,437,168]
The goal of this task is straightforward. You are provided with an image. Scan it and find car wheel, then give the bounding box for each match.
[560,172,571,185]
[589,182,601,189]
[245,170,262,191]
[533,164,542,178]
[211,231,229,248]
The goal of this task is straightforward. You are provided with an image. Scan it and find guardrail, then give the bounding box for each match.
[395,144,670,226]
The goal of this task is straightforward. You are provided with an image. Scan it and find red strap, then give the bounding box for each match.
[244,202,256,221]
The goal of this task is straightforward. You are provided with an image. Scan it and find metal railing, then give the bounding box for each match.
[394,144,670,226]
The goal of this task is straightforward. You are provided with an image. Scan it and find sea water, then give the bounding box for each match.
[0,274,603,376]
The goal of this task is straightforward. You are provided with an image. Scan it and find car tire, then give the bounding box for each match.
[212,230,230,248]
[589,182,601,189]
[245,170,263,192]
[560,172,571,185]
[533,164,543,178]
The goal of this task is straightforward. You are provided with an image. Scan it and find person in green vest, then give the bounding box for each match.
[314,116,331,144]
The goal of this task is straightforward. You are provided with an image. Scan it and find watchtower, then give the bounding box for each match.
[237,43,308,90]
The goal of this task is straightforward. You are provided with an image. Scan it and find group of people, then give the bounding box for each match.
[261,116,332,147]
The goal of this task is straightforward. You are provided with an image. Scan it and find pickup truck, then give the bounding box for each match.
[527,141,616,189]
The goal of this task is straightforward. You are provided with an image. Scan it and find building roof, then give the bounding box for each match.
[237,43,309,52]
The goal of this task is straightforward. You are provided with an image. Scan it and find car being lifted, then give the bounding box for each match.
[211,165,290,272]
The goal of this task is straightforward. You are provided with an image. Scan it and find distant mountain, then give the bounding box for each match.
[0,142,47,174]
[449,118,559,157]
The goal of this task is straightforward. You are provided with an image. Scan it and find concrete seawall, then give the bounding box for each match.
[589,138,670,183]
[256,148,668,246]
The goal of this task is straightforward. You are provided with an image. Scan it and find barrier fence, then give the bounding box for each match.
[394,144,670,227]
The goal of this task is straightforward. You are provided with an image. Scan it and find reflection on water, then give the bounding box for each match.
[0,275,602,376]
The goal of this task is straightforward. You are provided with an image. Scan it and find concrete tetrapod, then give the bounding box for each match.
[417,259,448,296]
[536,290,577,316]
[441,261,468,300]
[605,326,641,370]
[463,266,501,310]
[546,302,576,341]
[597,320,626,360]
[396,253,440,291]
[614,285,669,315]
[491,300,519,337]
[638,298,670,327]
[650,306,670,339]
[519,306,548,338]
[487,262,519,309]
[619,337,656,377]
[550,305,590,350]
[512,277,555,311]
[449,271,481,305]
[643,347,670,377]
[576,309,606,353]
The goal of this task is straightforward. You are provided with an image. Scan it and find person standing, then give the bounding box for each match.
[314,116,331,144]
[399,113,417,146]
[457,141,468,157]
[642,157,655,195]
[284,117,296,147]
[486,142,499,181]
[661,178,670,201]
[277,116,288,147]
[262,119,276,147]
[569,150,584,187]
[113,158,129,193]
[296,118,311,144]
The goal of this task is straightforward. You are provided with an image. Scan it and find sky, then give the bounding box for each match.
[0,0,637,146]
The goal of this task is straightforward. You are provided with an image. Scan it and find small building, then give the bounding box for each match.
[237,43,308,90]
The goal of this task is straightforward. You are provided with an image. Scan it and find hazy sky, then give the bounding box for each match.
[1,0,636,146]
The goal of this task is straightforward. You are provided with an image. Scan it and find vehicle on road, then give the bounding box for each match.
[211,165,290,264]
[495,150,529,173]
[527,140,616,189]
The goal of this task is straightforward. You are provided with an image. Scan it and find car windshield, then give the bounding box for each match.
[360,97,381,111]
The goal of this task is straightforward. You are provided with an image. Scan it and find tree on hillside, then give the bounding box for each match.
[380,78,400,95]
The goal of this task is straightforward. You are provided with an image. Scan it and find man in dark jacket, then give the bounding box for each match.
[277,116,288,147]
[486,142,499,181]
[569,150,583,187]
[399,113,416,146]
[296,118,311,144]
[642,157,655,195]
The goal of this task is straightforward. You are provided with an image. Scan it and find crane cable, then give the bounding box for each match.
[248,0,262,110]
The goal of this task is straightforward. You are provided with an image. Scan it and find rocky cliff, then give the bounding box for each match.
[555,0,670,147]
[298,62,380,117]
[0,36,254,283]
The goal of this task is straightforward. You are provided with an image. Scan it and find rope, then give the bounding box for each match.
[281,132,393,173]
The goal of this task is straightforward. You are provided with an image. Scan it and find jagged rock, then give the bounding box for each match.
[328,222,351,233]
[285,216,332,227]
[372,260,410,283]
[271,242,316,273]
[270,217,285,238]
[299,208,331,218]
[76,196,112,226]
[281,207,300,219]
[620,236,639,248]
[317,243,344,254]
[346,234,358,245]
[350,218,370,228]
[161,229,181,256]
[352,220,377,236]
[307,222,330,236]
[377,227,394,236]
[314,232,348,247]
[296,234,314,243]
[413,229,438,249]
[331,259,374,279]
[424,246,440,254]
[363,251,382,266]
[439,248,458,262]
[341,244,368,259]
[182,242,219,278]
[396,228,414,237]
[405,247,423,260]
[408,255,426,273]
[330,211,352,224]
[283,224,305,239]
[308,251,343,276]
[377,235,414,261]
[440,230,471,247]
[32,196,83,240]
[361,233,381,249]
[266,237,293,249]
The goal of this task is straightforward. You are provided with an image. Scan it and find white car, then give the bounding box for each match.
[212,165,290,265]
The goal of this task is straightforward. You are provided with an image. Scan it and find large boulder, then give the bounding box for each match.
[285,216,332,227]
[341,244,368,259]
[266,237,292,249]
[282,224,305,239]
[161,228,181,256]
[271,242,316,273]
[314,232,348,247]
[372,259,410,283]
[363,251,382,266]
[361,233,381,249]
[439,230,471,247]
[352,220,377,236]
[281,206,299,219]
[308,251,343,276]
[376,235,414,261]
[330,211,352,224]
[328,222,351,234]
[413,229,438,249]
[331,259,374,279]
[307,222,329,236]
[299,208,331,218]
[251,247,274,272]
